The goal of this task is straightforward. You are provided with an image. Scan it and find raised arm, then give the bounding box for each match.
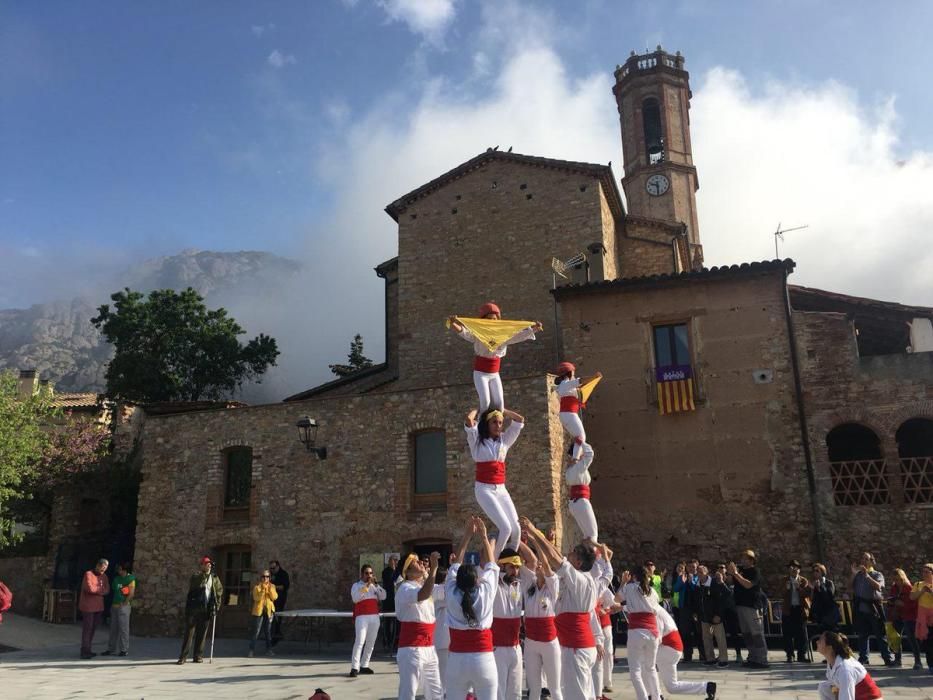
[464,410,478,428]
[521,517,563,571]
[455,515,477,565]
[518,540,538,572]
[418,552,441,602]
[503,408,524,424]
[447,315,465,334]
[475,517,494,566]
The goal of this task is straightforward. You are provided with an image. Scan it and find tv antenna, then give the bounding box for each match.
[773,222,809,258]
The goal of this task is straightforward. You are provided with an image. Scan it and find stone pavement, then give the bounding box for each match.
[1,614,931,699]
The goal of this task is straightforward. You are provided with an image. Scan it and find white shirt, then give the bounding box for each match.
[493,577,523,619]
[351,580,387,604]
[459,326,536,359]
[621,582,661,615]
[395,580,435,623]
[445,562,500,631]
[556,377,581,400]
[555,559,597,616]
[465,421,523,462]
[203,574,213,604]
[433,587,449,648]
[825,656,873,700]
[520,566,558,619]
[657,605,677,637]
[565,444,593,486]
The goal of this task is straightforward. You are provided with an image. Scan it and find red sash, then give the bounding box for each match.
[475,460,506,484]
[662,630,683,651]
[474,356,501,373]
[595,602,611,629]
[855,674,883,700]
[570,484,590,500]
[491,617,521,647]
[559,396,581,413]
[556,612,595,649]
[353,598,379,618]
[398,621,435,647]
[627,611,659,637]
[524,616,557,642]
[449,627,494,653]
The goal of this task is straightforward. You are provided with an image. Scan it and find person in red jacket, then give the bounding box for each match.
[79,558,110,659]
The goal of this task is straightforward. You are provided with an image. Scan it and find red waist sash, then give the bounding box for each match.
[627,611,659,637]
[524,616,557,642]
[855,674,883,700]
[353,598,379,618]
[474,356,501,373]
[476,460,506,485]
[570,484,591,500]
[556,612,595,649]
[662,630,683,651]
[596,605,611,629]
[559,396,581,413]
[398,621,435,647]
[491,617,521,647]
[449,627,494,653]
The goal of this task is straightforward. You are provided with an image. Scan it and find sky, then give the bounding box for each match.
[2,0,933,392]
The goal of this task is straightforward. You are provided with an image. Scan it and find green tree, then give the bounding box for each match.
[329,333,374,377]
[91,288,280,402]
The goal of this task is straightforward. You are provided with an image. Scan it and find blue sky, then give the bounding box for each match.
[3,0,933,385]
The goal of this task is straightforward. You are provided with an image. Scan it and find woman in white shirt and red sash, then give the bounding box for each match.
[554,363,600,462]
[445,515,500,699]
[655,604,717,698]
[816,631,884,700]
[464,407,525,558]
[396,551,444,700]
[349,565,387,677]
[620,566,663,700]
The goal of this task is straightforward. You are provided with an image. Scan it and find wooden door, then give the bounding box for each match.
[217,546,252,636]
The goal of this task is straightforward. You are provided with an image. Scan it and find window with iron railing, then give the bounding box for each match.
[897,418,933,505]
[223,447,252,520]
[826,423,889,506]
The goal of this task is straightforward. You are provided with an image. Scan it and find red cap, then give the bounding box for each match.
[200,556,212,564]
[555,361,575,376]
[478,302,500,317]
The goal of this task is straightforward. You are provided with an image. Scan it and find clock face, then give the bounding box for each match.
[646,174,670,196]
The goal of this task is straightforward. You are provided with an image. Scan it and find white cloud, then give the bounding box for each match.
[377,0,457,45]
[266,49,296,69]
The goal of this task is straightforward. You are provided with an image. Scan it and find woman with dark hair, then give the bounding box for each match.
[448,302,541,412]
[521,546,561,700]
[655,603,717,698]
[619,565,662,700]
[465,407,524,558]
[816,631,883,699]
[554,362,601,462]
[445,515,499,699]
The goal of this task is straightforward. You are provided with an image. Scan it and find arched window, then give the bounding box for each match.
[642,98,664,165]
[825,424,888,505]
[896,418,933,504]
[412,430,447,512]
[223,446,252,520]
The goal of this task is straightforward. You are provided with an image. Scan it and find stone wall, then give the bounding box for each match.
[0,556,48,617]
[131,375,565,635]
[794,310,933,591]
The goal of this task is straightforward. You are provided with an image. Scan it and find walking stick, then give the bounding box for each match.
[209,612,217,664]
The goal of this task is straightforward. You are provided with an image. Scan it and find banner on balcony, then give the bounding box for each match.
[656,365,696,415]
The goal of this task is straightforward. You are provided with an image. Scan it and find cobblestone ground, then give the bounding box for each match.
[1,615,930,699]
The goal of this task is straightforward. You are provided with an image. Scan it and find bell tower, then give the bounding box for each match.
[613,47,701,252]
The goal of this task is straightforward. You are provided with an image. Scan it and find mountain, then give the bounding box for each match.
[0,249,301,395]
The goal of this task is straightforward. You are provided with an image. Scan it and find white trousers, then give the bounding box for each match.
[560,646,596,700]
[474,482,519,557]
[474,370,504,412]
[591,624,613,693]
[447,650,498,700]
[568,497,598,544]
[656,644,708,694]
[559,412,586,460]
[525,638,562,700]
[818,680,836,700]
[350,614,380,670]
[627,630,661,700]
[493,644,523,700]
[398,645,444,700]
[435,646,448,693]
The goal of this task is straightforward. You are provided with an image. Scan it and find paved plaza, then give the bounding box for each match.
[1,614,930,699]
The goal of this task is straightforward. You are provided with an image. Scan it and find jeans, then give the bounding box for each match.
[854,609,891,663]
[249,613,272,652]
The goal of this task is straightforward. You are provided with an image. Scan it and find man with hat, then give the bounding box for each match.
[178,556,223,664]
[781,559,811,663]
[493,544,535,700]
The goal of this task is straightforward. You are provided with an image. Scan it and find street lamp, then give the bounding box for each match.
[295,416,327,459]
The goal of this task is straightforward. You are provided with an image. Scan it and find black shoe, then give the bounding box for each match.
[741,660,753,668]
[706,681,717,699]
[349,668,359,678]
[119,651,127,657]
[718,661,729,668]
[176,658,186,665]
[883,658,896,667]
[541,689,551,698]
[193,657,203,663]
[80,652,94,659]
[359,667,374,675]
[101,650,113,656]
[858,657,869,665]
[704,660,717,666]
[797,655,808,663]
[786,655,794,663]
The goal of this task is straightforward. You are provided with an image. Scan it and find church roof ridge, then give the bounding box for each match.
[384,150,625,222]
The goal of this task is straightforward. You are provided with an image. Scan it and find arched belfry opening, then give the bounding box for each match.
[642,97,664,165]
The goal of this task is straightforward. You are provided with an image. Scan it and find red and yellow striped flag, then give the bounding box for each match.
[656,365,696,415]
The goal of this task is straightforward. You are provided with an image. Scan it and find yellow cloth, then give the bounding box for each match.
[497,555,522,567]
[251,582,278,617]
[401,553,419,579]
[579,375,601,405]
[913,581,933,609]
[884,621,902,652]
[446,316,535,352]
[657,378,696,415]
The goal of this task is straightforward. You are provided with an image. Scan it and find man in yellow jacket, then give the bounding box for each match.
[248,569,278,657]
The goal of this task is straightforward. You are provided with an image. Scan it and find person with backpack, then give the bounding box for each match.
[177,556,223,664]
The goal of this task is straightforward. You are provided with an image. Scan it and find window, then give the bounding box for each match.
[642,98,664,164]
[896,418,933,505]
[412,431,447,511]
[652,323,696,414]
[826,424,888,506]
[223,447,252,518]
[653,323,690,370]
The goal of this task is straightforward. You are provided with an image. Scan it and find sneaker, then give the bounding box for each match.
[176,658,186,665]
[193,657,203,663]
[359,667,374,675]
[349,668,359,678]
[706,681,717,699]
[119,651,127,657]
[247,651,254,658]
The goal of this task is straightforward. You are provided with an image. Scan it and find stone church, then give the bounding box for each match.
[4,48,931,635]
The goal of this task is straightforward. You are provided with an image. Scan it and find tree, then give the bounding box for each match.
[91,288,280,402]
[329,334,374,377]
